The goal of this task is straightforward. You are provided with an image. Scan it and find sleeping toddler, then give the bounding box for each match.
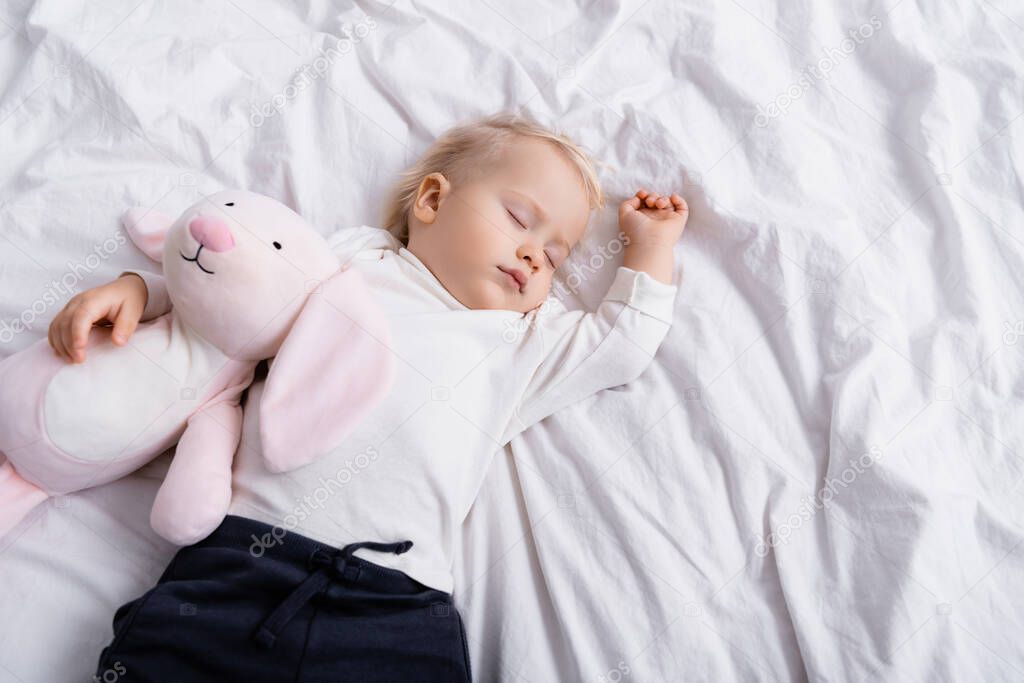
[48,113,687,682]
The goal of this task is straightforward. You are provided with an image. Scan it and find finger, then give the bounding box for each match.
[644,193,660,208]
[655,196,670,209]
[61,312,80,363]
[56,316,78,362]
[672,194,689,213]
[111,300,142,345]
[636,189,649,200]
[68,306,97,363]
[49,317,66,359]
[56,305,78,361]
[618,198,640,222]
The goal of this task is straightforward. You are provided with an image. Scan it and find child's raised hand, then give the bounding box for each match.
[47,274,148,363]
[618,189,689,247]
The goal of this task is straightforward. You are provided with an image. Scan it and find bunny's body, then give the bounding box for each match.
[0,190,395,545]
[0,315,251,490]
[42,315,245,468]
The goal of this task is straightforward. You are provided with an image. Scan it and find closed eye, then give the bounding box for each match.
[507,208,526,230]
[508,206,558,268]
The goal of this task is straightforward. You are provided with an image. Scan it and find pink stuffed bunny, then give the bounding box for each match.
[0,190,394,545]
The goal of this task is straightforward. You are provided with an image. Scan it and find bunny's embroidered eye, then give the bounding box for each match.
[224,202,234,206]
[273,241,282,250]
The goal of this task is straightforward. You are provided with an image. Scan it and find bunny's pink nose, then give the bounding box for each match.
[188,215,235,252]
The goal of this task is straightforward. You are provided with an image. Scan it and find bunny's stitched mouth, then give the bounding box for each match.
[180,244,215,274]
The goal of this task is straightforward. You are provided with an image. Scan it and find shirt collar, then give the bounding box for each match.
[395,246,470,311]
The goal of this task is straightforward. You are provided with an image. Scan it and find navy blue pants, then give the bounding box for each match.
[95,515,472,682]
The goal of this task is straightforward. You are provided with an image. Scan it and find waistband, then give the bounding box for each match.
[188,515,440,649]
[203,515,397,567]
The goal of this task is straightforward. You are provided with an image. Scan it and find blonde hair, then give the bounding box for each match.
[382,112,604,246]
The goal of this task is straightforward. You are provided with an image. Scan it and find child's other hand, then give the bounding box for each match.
[618,189,689,248]
[48,274,148,363]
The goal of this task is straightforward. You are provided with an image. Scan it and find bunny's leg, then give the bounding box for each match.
[149,401,242,546]
[0,459,50,539]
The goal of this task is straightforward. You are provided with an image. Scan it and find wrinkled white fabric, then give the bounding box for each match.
[1,1,1022,681]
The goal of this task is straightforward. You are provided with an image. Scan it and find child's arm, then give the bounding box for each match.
[122,270,172,319]
[326,224,402,264]
[47,224,397,364]
[47,271,170,363]
[502,189,687,443]
[118,226,392,327]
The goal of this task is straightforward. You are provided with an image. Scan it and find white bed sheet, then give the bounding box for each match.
[2,1,1023,681]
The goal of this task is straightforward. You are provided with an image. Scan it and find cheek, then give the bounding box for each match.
[530,273,554,300]
[444,201,509,251]
[467,226,515,262]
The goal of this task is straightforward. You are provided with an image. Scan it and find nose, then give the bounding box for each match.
[516,242,542,271]
[188,215,235,252]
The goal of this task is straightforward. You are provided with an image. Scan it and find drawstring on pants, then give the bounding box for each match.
[252,538,413,649]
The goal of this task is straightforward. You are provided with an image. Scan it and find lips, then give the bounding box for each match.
[497,266,526,293]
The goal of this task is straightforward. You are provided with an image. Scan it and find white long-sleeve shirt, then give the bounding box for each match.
[128,226,678,593]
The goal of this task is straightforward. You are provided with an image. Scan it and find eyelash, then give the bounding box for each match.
[507,208,526,230]
[508,209,557,268]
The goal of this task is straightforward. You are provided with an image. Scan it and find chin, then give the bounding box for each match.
[457,289,502,311]
[480,298,519,312]
[469,284,514,312]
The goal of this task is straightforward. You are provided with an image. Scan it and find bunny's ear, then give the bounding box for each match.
[259,266,396,473]
[122,207,175,263]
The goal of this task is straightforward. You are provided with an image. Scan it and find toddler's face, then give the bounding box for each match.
[406,138,591,313]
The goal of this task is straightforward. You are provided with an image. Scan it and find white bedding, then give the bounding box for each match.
[2,1,1023,681]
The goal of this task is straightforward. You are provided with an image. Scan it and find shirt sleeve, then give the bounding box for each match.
[326,225,402,265]
[118,227,397,323]
[502,266,678,443]
[119,270,171,321]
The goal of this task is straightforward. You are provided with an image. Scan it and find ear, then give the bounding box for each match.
[122,207,175,263]
[411,172,450,225]
[259,266,396,473]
